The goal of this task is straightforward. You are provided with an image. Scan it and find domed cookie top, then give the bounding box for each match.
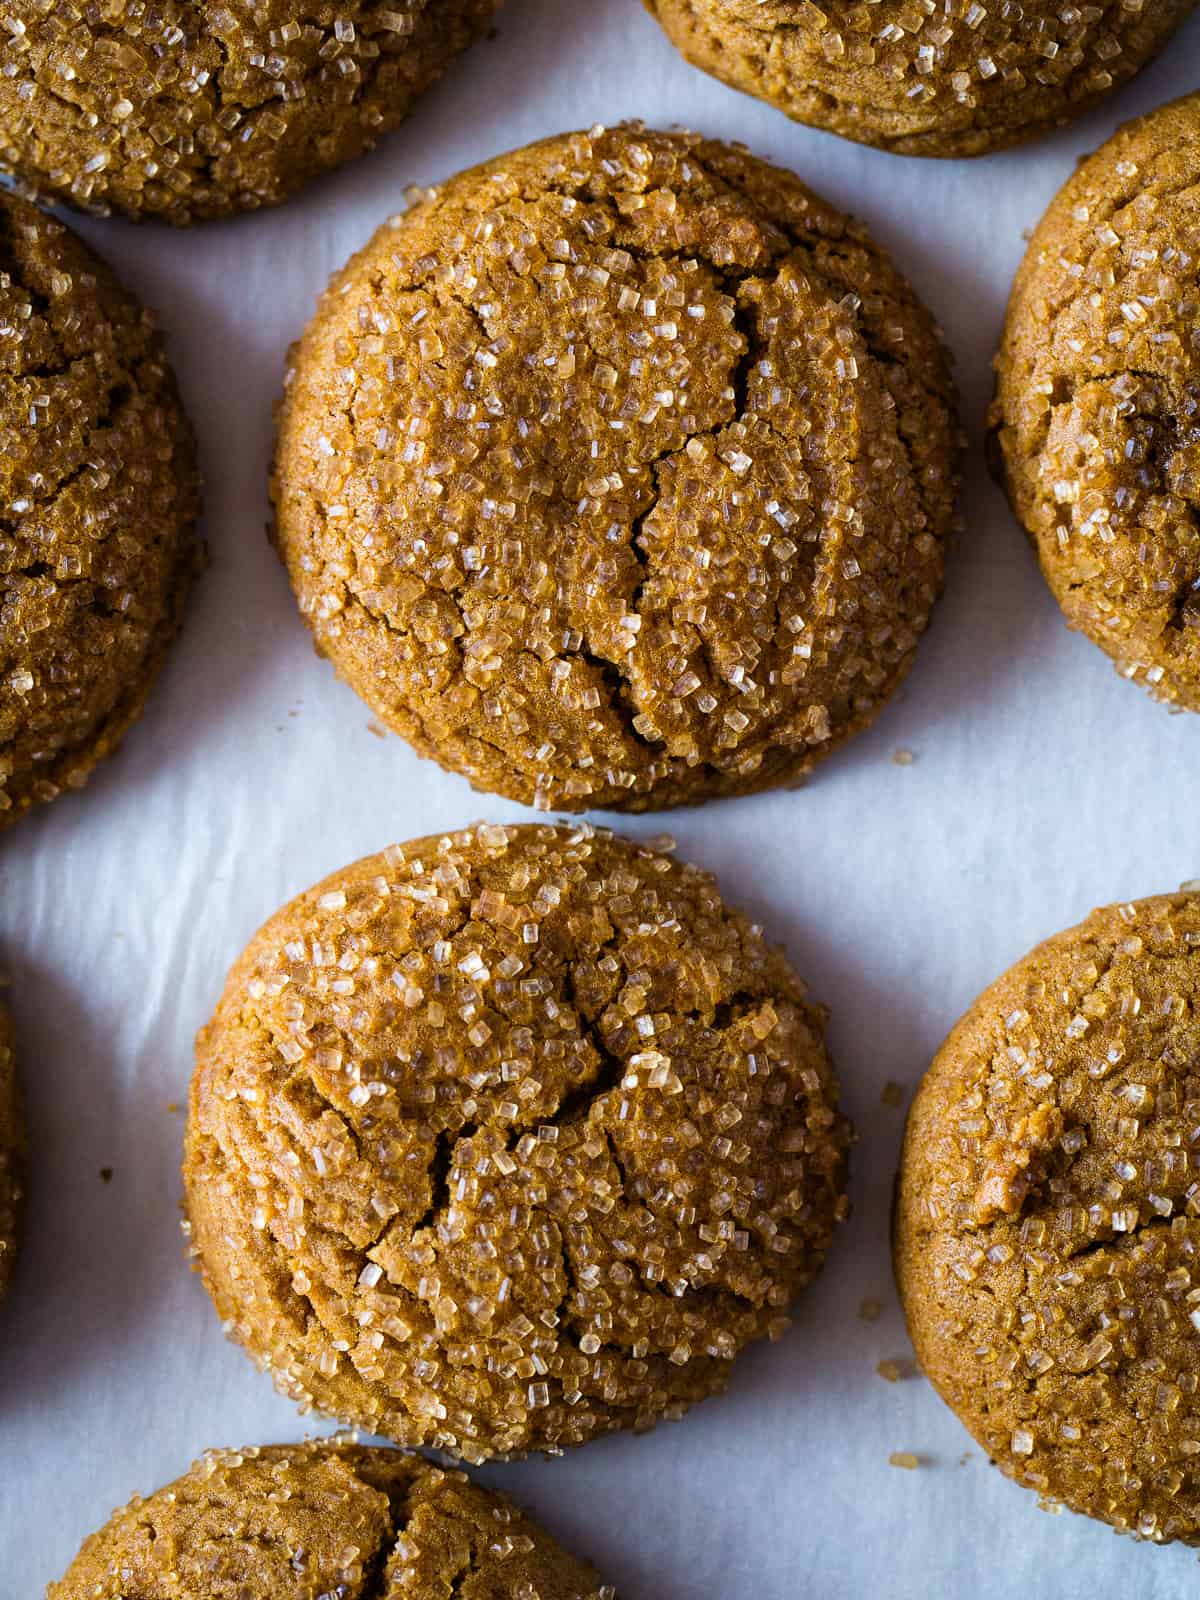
[185,822,849,1461]
[50,1440,611,1598]
[0,194,200,827]
[0,0,500,223]
[992,93,1200,711]
[0,1001,23,1302]
[272,124,959,814]
[644,1,1196,159]
[897,892,1200,1544]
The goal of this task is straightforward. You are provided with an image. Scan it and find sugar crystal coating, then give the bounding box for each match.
[272,124,959,813]
[50,1439,612,1598]
[0,1000,23,1303]
[0,192,200,827]
[0,0,500,223]
[185,822,849,1461]
[992,92,1200,711]
[644,0,1196,159]
[897,893,1200,1544]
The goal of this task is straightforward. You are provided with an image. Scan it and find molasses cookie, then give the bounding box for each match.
[0,194,200,828]
[185,822,849,1462]
[897,892,1200,1543]
[0,0,500,223]
[0,1001,23,1302]
[992,92,1200,711]
[50,1440,611,1598]
[644,1,1196,159]
[272,124,959,813]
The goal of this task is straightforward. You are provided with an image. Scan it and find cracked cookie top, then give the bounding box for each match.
[271,124,958,813]
[50,1440,611,1598]
[896,892,1200,1544]
[0,0,499,223]
[0,193,200,828]
[644,0,1196,159]
[992,92,1200,712]
[0,1000,23,1303]
[184,821,849,1461]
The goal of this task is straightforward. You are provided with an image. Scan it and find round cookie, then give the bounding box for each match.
[0,0,500,224]
[50,1440,611,1598]
[0,1001,23,1302]
[897,892,1200,1544]
[643,1,1196,159]
[185,821,849,1462]
[272,124,959,814]
[991,92,1200,711]
[0,194,200,827]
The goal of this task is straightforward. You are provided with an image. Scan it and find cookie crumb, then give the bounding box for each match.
[892,749,916,767]
[881,1080,906,1107]
[100,1168,113,1183]
[889,1452,921,1470]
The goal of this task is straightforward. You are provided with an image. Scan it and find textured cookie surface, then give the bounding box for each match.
[992,93,1200,711]
[185,822,849,1461]
[644,0,1196,158]
[272,124,958,813]
[0,194,200,827]
[50,1440,611,1598]
[0,1001,23,1302]
[0,0,500,223]
[897,893,1200,1544]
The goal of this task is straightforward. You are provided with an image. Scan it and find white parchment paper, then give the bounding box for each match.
[3,5,1200,1594]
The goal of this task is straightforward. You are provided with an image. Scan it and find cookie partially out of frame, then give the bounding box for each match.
[644,0,1196,158]
[50,1440,612,1598]
[0,194,201,828]
[992,92,1200,711]
[898,892,1200,1544]
[0,0,501,223]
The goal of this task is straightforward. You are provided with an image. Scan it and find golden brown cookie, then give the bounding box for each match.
[897,892,1200,1544]
[644,1,1196,159]
[185,821,849,1462]
[0,1001,23,1303]
[272,124,959,814]
[0,0,500,224]
[0,195,200,827]
[991,92,1200,710]
[50,1439,612,1598]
